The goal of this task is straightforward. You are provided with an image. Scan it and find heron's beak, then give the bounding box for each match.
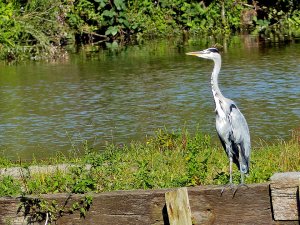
[186,51,204,57]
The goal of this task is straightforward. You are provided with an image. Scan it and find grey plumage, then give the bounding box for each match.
[186,48,251,184]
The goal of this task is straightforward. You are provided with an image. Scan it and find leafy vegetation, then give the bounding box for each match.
[0,0,70,61]
[0,0,299,61]
[0,129,299,197]
[0,129,298,222]
[19,195,93,223]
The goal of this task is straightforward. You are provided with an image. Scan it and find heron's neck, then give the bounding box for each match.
[211,58,225,103]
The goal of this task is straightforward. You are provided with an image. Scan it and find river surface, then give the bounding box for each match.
[0,36,299,159]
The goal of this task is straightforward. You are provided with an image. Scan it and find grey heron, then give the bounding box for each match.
[186,48,251,185]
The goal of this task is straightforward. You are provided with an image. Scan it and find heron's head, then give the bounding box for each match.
[186,48,220,61]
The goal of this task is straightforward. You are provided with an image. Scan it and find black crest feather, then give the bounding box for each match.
[208,48,219,53]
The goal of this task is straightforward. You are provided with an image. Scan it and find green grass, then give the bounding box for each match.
[0,129,299,197]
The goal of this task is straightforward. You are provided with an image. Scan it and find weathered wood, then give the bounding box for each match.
[0,183,299,225]
[270,172,300,221]
[165,187,192,225]
[187,183,295,225]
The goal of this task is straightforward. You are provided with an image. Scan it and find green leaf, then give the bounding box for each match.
[114,0,126,11]
[118,18,130,28]
[96,0,108,9]
[79,206,86,216]
[105,41,119,50]
[105,26,119,36]
[102,10,117,18]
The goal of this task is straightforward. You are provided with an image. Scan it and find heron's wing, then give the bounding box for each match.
[229,104,251,158]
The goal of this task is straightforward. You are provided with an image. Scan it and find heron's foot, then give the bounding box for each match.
[232,183,249,197]
[220,183,235,196]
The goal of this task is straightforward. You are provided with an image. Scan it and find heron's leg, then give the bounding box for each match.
[240,171,245,184]
[237,145,244,185]
[221,158,234,195]
[232,173,249,197]
[229,157,233,184]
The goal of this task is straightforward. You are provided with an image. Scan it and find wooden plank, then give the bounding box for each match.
[270,172,300,221]
[165,187,193,225]
[188,183,289,225]
[0,183,299,225]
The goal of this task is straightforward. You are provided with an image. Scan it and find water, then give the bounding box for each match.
[0,36,299,159]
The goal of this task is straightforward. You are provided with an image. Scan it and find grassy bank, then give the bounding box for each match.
[0,129,299,197]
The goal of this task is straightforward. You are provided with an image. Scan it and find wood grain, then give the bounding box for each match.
[165,187,193,225]
[0,183,299,225]
[270,172,300,221]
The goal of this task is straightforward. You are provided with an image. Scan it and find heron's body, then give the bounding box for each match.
[186,48,251,184]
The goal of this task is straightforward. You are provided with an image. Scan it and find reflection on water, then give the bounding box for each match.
[0,36,299,159]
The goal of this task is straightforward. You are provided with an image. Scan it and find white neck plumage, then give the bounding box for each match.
[211,57,226,116]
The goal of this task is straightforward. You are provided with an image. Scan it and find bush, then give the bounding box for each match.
[0,0,299,60]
